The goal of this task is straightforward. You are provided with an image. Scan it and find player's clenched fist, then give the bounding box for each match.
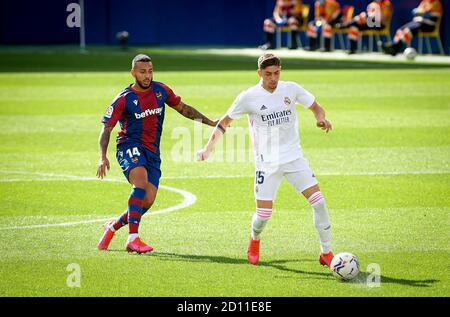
[316,119,332,133]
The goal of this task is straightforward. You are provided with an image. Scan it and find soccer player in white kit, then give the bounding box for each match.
[197,53,334,267]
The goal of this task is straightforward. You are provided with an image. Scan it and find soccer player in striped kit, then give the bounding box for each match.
[197,54,335,267]
[96,54,217,253]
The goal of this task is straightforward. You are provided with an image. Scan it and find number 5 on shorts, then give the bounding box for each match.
[256,171,265,184]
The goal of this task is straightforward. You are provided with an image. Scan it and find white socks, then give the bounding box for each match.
[308,192,331,253]
[108,222,116,232]
[127,233,139,244]
[249,193,331,254]
[251,208,272,240]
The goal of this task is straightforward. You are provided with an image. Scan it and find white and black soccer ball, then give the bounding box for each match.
[330,252,360,281]
[403,47,418,61]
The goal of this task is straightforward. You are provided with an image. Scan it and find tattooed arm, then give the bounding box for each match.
[171,101,217,127]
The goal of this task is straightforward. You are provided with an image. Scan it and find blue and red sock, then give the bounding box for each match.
[111,187,147,234]
[112,206,150,231]
[127,187,146,234]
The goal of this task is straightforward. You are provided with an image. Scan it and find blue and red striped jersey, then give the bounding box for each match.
[102,81,181,156]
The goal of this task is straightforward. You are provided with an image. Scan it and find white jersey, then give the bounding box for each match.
[227,80,315,165]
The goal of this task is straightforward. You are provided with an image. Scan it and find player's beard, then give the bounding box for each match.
[136,79,152,90]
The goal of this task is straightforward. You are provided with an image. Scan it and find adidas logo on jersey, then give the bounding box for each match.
[134,107,163,119]
[260,105,267,111]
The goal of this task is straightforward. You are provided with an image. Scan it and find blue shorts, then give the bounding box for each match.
[116,143,162,188]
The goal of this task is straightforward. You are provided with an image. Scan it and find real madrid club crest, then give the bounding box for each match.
[284,97,291,106]
[155,91,163,100]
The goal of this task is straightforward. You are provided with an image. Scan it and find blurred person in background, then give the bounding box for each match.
[260,0,305,50]
[306,0,342,52]
[337,0,393,54]
[381,0,442,56]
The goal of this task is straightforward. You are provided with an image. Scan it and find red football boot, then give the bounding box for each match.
[126,237,154,254]
[97,221,115,251]
[247,238,260,265]
[319,251,334,267]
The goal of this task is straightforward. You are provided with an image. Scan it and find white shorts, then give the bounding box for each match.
[254,157,318,201]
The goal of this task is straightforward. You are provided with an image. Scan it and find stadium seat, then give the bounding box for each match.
[359,11,393,52]
[329,5,355,51]
[417,15,444,55]
[275,4,310,49]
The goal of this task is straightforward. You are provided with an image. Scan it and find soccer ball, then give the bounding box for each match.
[330,252,360,281]
[403,47,418,61]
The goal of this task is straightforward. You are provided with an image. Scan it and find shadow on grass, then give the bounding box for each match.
[105,250,440,287]
[350,271,439,288]
[149,252,439,287]
[151,252,332,280]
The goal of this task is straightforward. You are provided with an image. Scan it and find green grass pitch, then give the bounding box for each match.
[0,47,449,296]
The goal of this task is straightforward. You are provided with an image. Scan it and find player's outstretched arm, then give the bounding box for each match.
[171,101,218,127]
[309,101,332,133]
[96,124,113,179]
[197,115,233,161]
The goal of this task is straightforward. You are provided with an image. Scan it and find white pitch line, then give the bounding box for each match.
[0,166,448,230]
[0,169,449,182]
[0,218,116,230]
[0,168,448,229]
[162,170,450,179]
[0,173,197,230]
